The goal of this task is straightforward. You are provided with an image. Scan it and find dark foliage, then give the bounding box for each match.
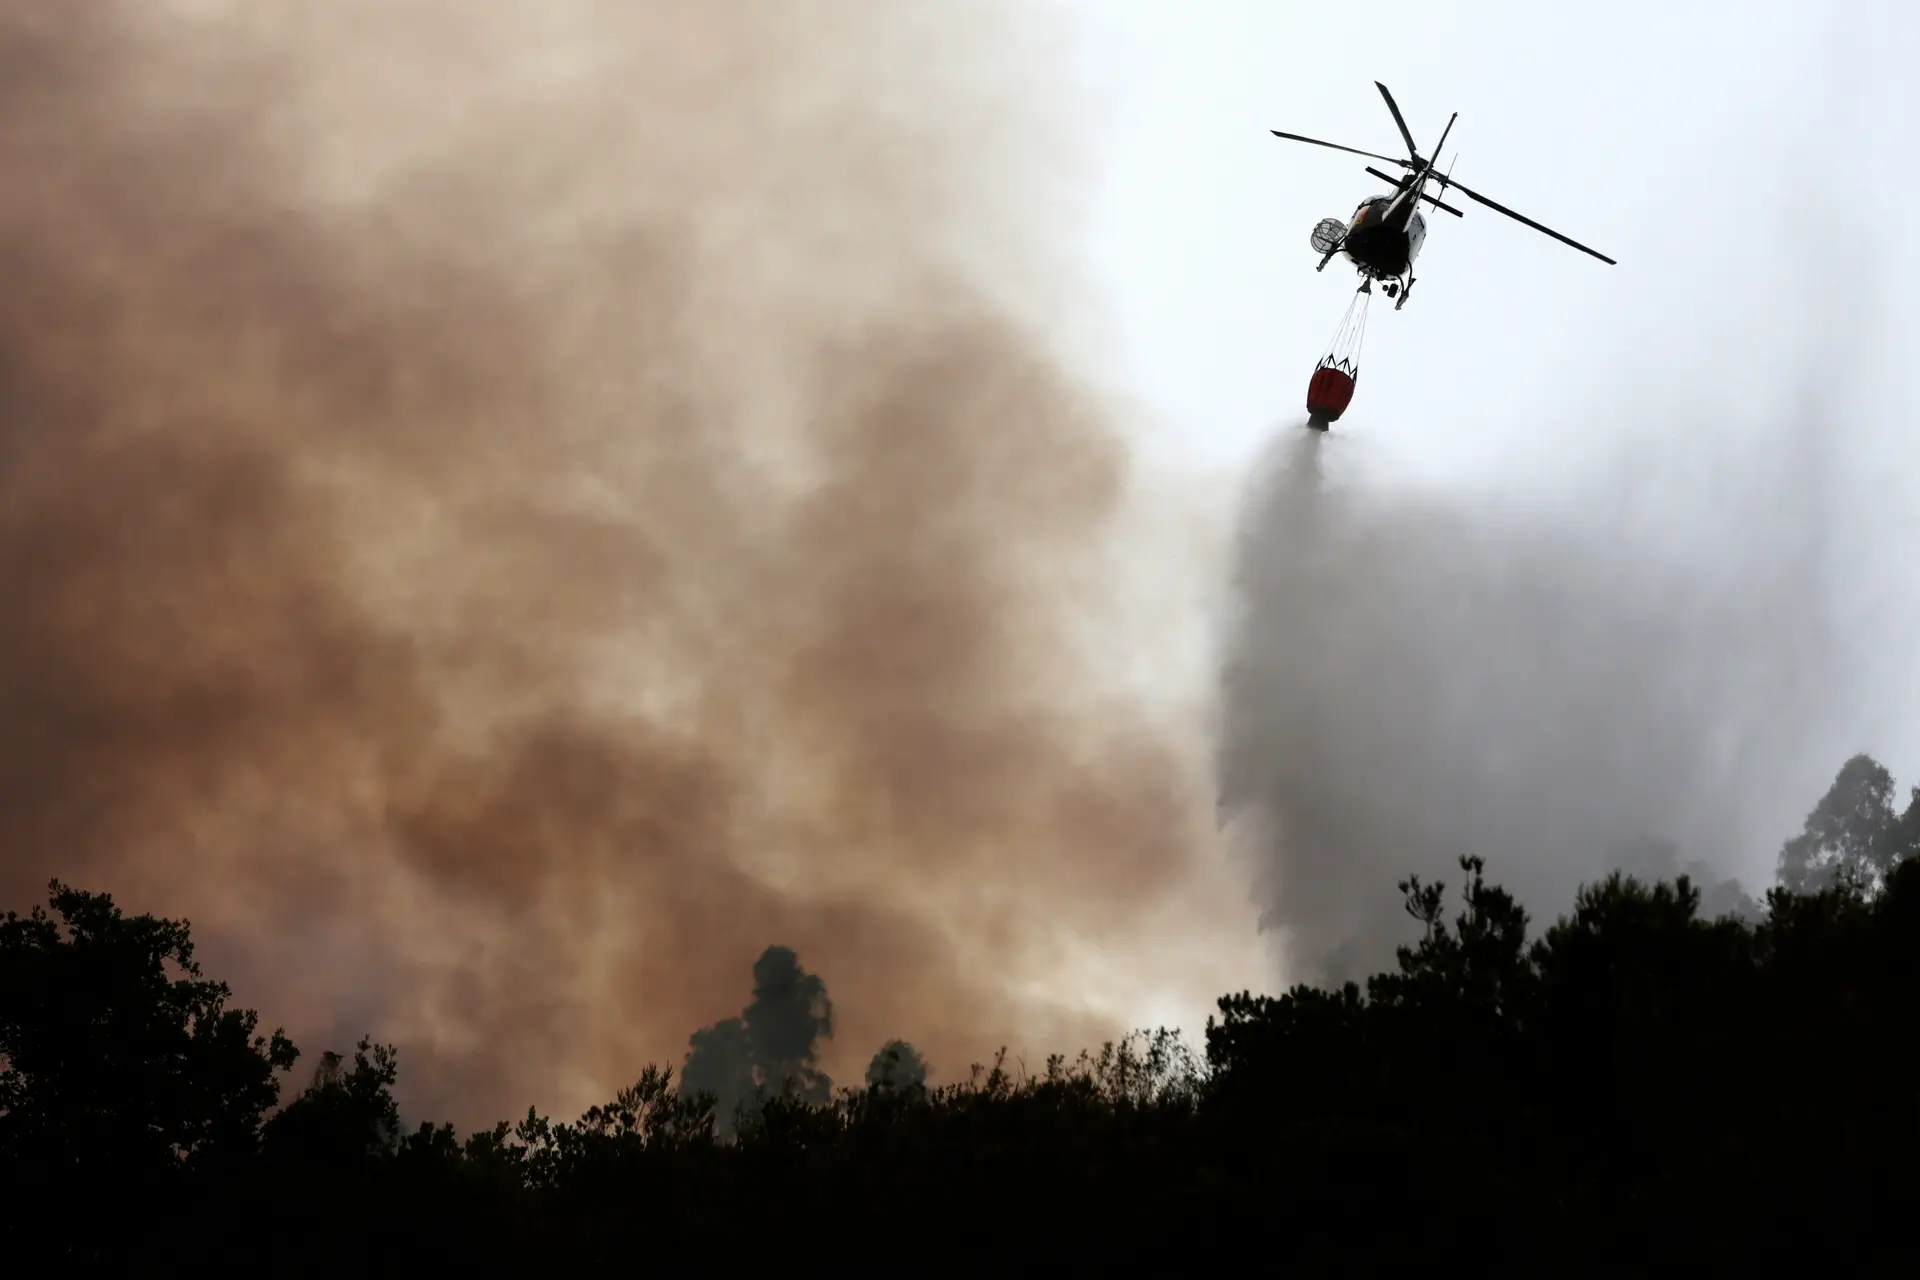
[6,754,1920,1272]
[0,882,297,1262]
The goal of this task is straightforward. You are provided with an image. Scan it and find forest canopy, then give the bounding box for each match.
[4,751,1918,1270]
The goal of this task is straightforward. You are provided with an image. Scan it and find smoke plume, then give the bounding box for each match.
[1218,406,1882,984]
[0,0,1254,1127]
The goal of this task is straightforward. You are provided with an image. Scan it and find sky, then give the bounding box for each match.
[1062,0,1917,479]
[1047,0,1920,907]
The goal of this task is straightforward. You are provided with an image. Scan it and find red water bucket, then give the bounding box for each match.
[1306,364,1356,425]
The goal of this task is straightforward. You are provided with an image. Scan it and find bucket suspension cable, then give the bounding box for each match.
[1317,281,1371,375]
[1305,282,1370,427]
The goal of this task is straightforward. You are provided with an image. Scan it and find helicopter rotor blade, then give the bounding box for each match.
[1427,112,1458,176]
[1444,176,1617,264]
[1270,129,1410,167]
[1374,81,1421,161]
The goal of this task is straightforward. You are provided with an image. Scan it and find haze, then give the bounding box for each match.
[2,0,1912,1122]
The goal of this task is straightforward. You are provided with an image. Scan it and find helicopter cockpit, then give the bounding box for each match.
[1349,196,1390,231]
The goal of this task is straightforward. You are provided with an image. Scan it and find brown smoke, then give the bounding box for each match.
[0,0,1256,1126]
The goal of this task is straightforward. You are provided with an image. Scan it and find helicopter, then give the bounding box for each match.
[1274,81,1614,311]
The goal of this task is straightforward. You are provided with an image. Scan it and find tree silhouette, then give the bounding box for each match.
[8,752,1920,1268]
[681,944,834,1135]
[864,1038,928,1093]
[0,881,297,1168]
[0,881,298,1259]
[261,1037,402,1168]
[1779,752,1905,894]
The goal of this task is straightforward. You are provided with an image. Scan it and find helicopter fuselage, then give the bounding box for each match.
[1338,192,1427,279]
[1282,80,1614,318]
